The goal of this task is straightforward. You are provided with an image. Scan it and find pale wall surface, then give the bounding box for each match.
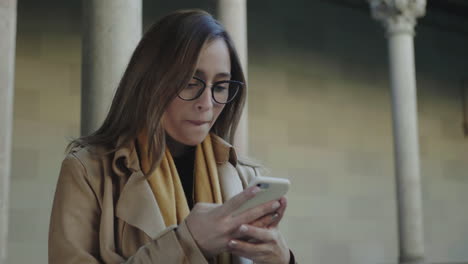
[7,2,81,264]
[246,2,468,263]
[7,0,468,263]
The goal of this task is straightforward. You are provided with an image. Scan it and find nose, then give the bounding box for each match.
[194,85,214,111]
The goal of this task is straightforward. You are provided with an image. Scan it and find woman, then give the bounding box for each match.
[49,9,294,264]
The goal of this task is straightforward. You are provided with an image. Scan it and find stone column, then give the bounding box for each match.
[0,1,17,263]
[369,1,426,263]
[81,0,142,136]
[218,0,249,156]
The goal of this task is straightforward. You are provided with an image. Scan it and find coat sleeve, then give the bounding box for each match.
[124,221,209,264]
[49,154,103,263]
[49,154,208,264]
[49,154,209,264]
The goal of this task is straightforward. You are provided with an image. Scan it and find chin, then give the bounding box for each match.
[180,132,209,146]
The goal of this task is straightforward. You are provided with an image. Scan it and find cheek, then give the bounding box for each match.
[163,100,184,129]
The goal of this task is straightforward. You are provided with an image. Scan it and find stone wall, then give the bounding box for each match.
[7,0,468,263]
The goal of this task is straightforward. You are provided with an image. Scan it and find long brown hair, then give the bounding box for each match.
[68,9,246,169]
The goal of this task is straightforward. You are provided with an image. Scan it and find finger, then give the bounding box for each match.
[250,213,279,228]
[227,239,268,259]
[191,202,220,213]
[279,196,287,213]
[267,196,288,228]
[232,213,279,240]
[237,224,275,242]
[219,186,260,215]
[234,199,281,226]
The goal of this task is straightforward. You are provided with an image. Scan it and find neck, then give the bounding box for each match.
[166,135,194,158]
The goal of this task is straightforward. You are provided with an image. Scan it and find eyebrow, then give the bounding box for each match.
[194,69,231,79]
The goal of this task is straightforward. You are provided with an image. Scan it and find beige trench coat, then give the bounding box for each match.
[49,135,262,264]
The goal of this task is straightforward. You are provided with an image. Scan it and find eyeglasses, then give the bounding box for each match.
[177,77,243,104]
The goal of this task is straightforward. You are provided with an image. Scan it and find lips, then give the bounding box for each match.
[187,120,210,126]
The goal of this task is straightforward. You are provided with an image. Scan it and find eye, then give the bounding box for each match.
[187,83,199,89]
[213,82,229,92]
[186,78,203,89]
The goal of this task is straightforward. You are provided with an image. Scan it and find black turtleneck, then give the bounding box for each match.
[172,146,196,210]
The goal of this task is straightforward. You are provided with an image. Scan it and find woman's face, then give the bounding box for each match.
[163,38,231,146]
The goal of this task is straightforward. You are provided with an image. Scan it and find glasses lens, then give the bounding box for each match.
[179,78,204,100]
[213,81,241,104]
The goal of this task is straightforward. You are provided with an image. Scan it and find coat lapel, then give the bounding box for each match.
[218,162,245,202]
[111,132,254,264]
[115,170,166,239]
[112,138,166,239]
[216,151,254,264]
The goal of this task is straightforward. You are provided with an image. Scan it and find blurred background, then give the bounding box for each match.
[6,0,468,263]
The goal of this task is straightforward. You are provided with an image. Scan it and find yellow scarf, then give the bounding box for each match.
[136,132,230,263]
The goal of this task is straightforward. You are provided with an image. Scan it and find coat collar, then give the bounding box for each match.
[113,133,238,238]
[112,133,237,176]
[211,133,238,166]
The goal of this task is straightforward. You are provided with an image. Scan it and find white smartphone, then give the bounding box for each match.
[232,176,290,216]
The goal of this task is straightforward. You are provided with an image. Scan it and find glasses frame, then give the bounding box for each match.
[177,76,243,104]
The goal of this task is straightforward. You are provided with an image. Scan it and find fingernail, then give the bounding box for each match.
[251,186,261,194]
[229,240,237,247]
[272,201,280,210]
[239,225,248,233]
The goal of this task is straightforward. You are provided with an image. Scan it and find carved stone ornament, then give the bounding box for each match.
[369,0,426,35]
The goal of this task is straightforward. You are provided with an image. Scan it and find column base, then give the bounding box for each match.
[399,256,426,264]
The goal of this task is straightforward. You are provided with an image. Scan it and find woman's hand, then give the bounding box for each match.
[248,196,287,229]
[228,197,291,264]
[185,186,282,259]
[235,196,287,243]
[228,225,290,264]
